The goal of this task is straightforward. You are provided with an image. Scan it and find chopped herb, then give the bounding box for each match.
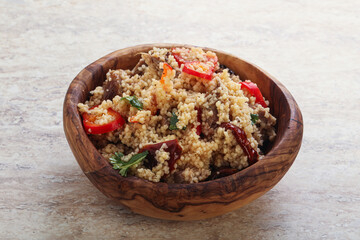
[110,152,124,164]
[250,113,259,125]
[109,151,148,177]
[121,96,143,110]
[169,112,179,130]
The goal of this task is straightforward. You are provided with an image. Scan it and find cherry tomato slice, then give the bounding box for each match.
[240,81,267,108]
[82,107,125,135]
[183,61,214,80]
[160,63,173,84]
[171,48,189,67]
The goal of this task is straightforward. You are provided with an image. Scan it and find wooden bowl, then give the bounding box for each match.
[63,43,303,221]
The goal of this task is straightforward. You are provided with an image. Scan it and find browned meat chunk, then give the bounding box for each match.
[201,92,219,139]
[257,107,276,140]
[131,58,146,76]
[102,79,119,101]
[142,53,162,76]
[166,170,187,183]
[206,167,238,181]
[88,134,109,149]
[201,104,218,138]
[102,71,122,101]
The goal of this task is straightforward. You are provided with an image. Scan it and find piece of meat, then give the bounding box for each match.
[102,71,122,101]
[257,107,275,126]
[256,107,277,150]
[163,169,187,183]
[88,134,109,149]
[140,139,182,172]
[131,58,146,76]
[142,53,162,76]
[165,51,170,62]
[160,115,169,127]
[148,93,158,115]
[172,170,187,183]
[201,104,218,139]
[206,167,238,181]
[102,79,119,101]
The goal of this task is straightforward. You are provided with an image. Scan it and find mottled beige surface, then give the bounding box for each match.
[1,0,360,239]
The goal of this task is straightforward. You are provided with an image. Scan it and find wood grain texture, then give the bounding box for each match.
[63,43,303,220]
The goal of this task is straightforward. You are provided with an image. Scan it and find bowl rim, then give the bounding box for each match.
[64,43,303,198]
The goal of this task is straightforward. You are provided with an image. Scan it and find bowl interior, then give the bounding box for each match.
[63,43,303,220]
[80,44,289,154]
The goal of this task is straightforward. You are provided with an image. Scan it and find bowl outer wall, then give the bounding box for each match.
[63,43,303,220]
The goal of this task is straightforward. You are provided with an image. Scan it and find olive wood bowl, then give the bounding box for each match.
[63,43,303,221]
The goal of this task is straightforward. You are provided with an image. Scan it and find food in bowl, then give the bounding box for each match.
[77,47,276,183]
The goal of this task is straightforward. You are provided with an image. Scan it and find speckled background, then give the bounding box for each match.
[1,0,360,239]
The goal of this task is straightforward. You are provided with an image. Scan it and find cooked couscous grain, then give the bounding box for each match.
[78,47,276,183]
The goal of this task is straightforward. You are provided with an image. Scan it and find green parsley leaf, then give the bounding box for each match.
[109,151,148,177]
[109,152,125,171]
[250,113,259,125]
[110,152,124,166]
[169,112,179,130]
[121,96,143,110]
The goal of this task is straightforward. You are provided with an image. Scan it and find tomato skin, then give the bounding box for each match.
[182,61,214,80]
[82,107,125,135]
[171,48,218,67]
[128,116,139,123]
[221,122,259,165]
[172,52,186,67]
[159,63,173,92]
[206,55,218,68]
[160,63,173,84]
[171,48,218,80]
[171,48,190,67]
[240,81,267,108]
[140,139,182,172]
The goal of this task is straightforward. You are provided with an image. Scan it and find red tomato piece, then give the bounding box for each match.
[171,48,189,67]
[160,63,173,84]
[82,107,125,135]
[240,81,267,108]
[221,122,259,165]
[140,139,182,172]
[183,61,214,80]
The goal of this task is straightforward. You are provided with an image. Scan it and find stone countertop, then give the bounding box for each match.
[1,0,359,239]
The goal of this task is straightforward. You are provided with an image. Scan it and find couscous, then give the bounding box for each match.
[78,47,276,183]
